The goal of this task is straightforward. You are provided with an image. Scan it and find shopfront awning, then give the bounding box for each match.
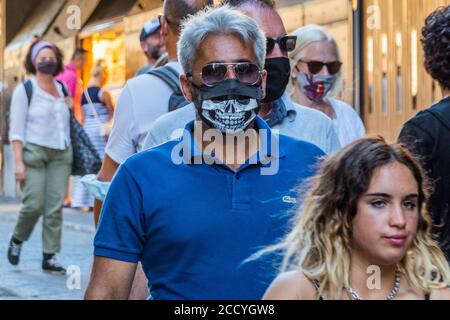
[5,0,40,46]
[79,0,137,37]
[45,0,102,43]
[6,0,66,51]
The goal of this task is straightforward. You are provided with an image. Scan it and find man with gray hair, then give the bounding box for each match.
[85,6,324,299]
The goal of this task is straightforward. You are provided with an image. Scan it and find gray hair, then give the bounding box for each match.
[178,5,267,75]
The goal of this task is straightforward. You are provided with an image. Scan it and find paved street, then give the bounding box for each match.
[0,199,95,300]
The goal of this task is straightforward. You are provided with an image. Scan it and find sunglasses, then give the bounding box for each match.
[266,36,297,54]
[298,60,342,75]
[187,62,261,87]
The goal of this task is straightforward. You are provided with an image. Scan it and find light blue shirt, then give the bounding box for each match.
[142,93,341,154]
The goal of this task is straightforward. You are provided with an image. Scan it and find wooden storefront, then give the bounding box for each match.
[363,0,450,141]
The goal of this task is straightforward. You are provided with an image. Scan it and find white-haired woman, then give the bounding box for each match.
[289,25,365,146]
[72,60,114,211]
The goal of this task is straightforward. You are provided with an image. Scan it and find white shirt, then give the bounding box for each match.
[105,61,183,164]
[9,77,71,150]
[328,98,366,146]
[142,93,341,155]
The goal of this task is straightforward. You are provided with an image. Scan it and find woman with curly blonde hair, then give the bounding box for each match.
[263,136,450,300]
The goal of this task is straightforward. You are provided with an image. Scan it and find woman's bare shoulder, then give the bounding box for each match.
[431,287,450,300]
[263,270,318,300]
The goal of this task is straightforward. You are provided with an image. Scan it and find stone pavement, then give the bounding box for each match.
[0,199,95,300]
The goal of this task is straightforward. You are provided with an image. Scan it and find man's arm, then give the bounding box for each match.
[93,154,119,227]
[85,257,137,300]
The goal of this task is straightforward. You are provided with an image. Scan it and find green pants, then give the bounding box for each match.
[13,143,73,254]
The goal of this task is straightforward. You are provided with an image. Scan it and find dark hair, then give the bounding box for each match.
[163,0,214,33]
[311,136,430,230]
[24,41,64,76]
[221,0,275,10]
[71,48,88,61]
[421,5,450,90]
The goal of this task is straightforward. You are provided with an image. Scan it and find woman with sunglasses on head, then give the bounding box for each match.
[289,25,365,147]
[261,137,450,300]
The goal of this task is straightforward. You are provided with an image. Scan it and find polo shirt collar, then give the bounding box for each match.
[181,116,286,166]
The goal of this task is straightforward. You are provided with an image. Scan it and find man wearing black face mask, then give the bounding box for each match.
[142,0,341,155]
[86,6,324,300]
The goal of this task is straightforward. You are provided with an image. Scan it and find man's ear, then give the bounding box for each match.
[180,74,194,102]
[260,69,267,100]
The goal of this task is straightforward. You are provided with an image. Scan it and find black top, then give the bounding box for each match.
[81,86,102,105]
[399,96,450,261]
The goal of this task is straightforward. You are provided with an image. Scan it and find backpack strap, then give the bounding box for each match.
[147,66,182,95]
[23,80,33,105]
[23,79,70,106]
[56,80,70,97]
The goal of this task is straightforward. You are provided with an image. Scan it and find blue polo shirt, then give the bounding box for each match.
[94,117,325,300]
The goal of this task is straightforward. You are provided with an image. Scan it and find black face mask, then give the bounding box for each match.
[36,61,58,75]
[263,57,291,103]
[191,79,262,133]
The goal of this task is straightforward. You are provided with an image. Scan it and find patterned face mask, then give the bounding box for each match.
[297,72,336,103]
[192,79,262,134]
[200,98,259,134]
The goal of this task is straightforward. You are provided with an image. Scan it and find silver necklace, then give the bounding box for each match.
[346,268,401,300]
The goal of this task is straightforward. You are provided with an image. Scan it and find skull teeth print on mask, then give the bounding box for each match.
[193,79,263,134]
[201,97,259,133]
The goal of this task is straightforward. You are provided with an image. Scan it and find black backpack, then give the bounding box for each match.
[147,65,190,112]
[23,79,70,103]
[22,79,102,176]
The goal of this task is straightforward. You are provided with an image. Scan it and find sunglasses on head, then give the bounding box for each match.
[266,36,297,54]
[187,62,261,87]
[298,60,342,75]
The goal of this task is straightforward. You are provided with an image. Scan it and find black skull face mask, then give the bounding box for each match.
[192,79,263,134]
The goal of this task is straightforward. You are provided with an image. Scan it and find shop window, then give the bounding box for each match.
[82,26,126,103]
